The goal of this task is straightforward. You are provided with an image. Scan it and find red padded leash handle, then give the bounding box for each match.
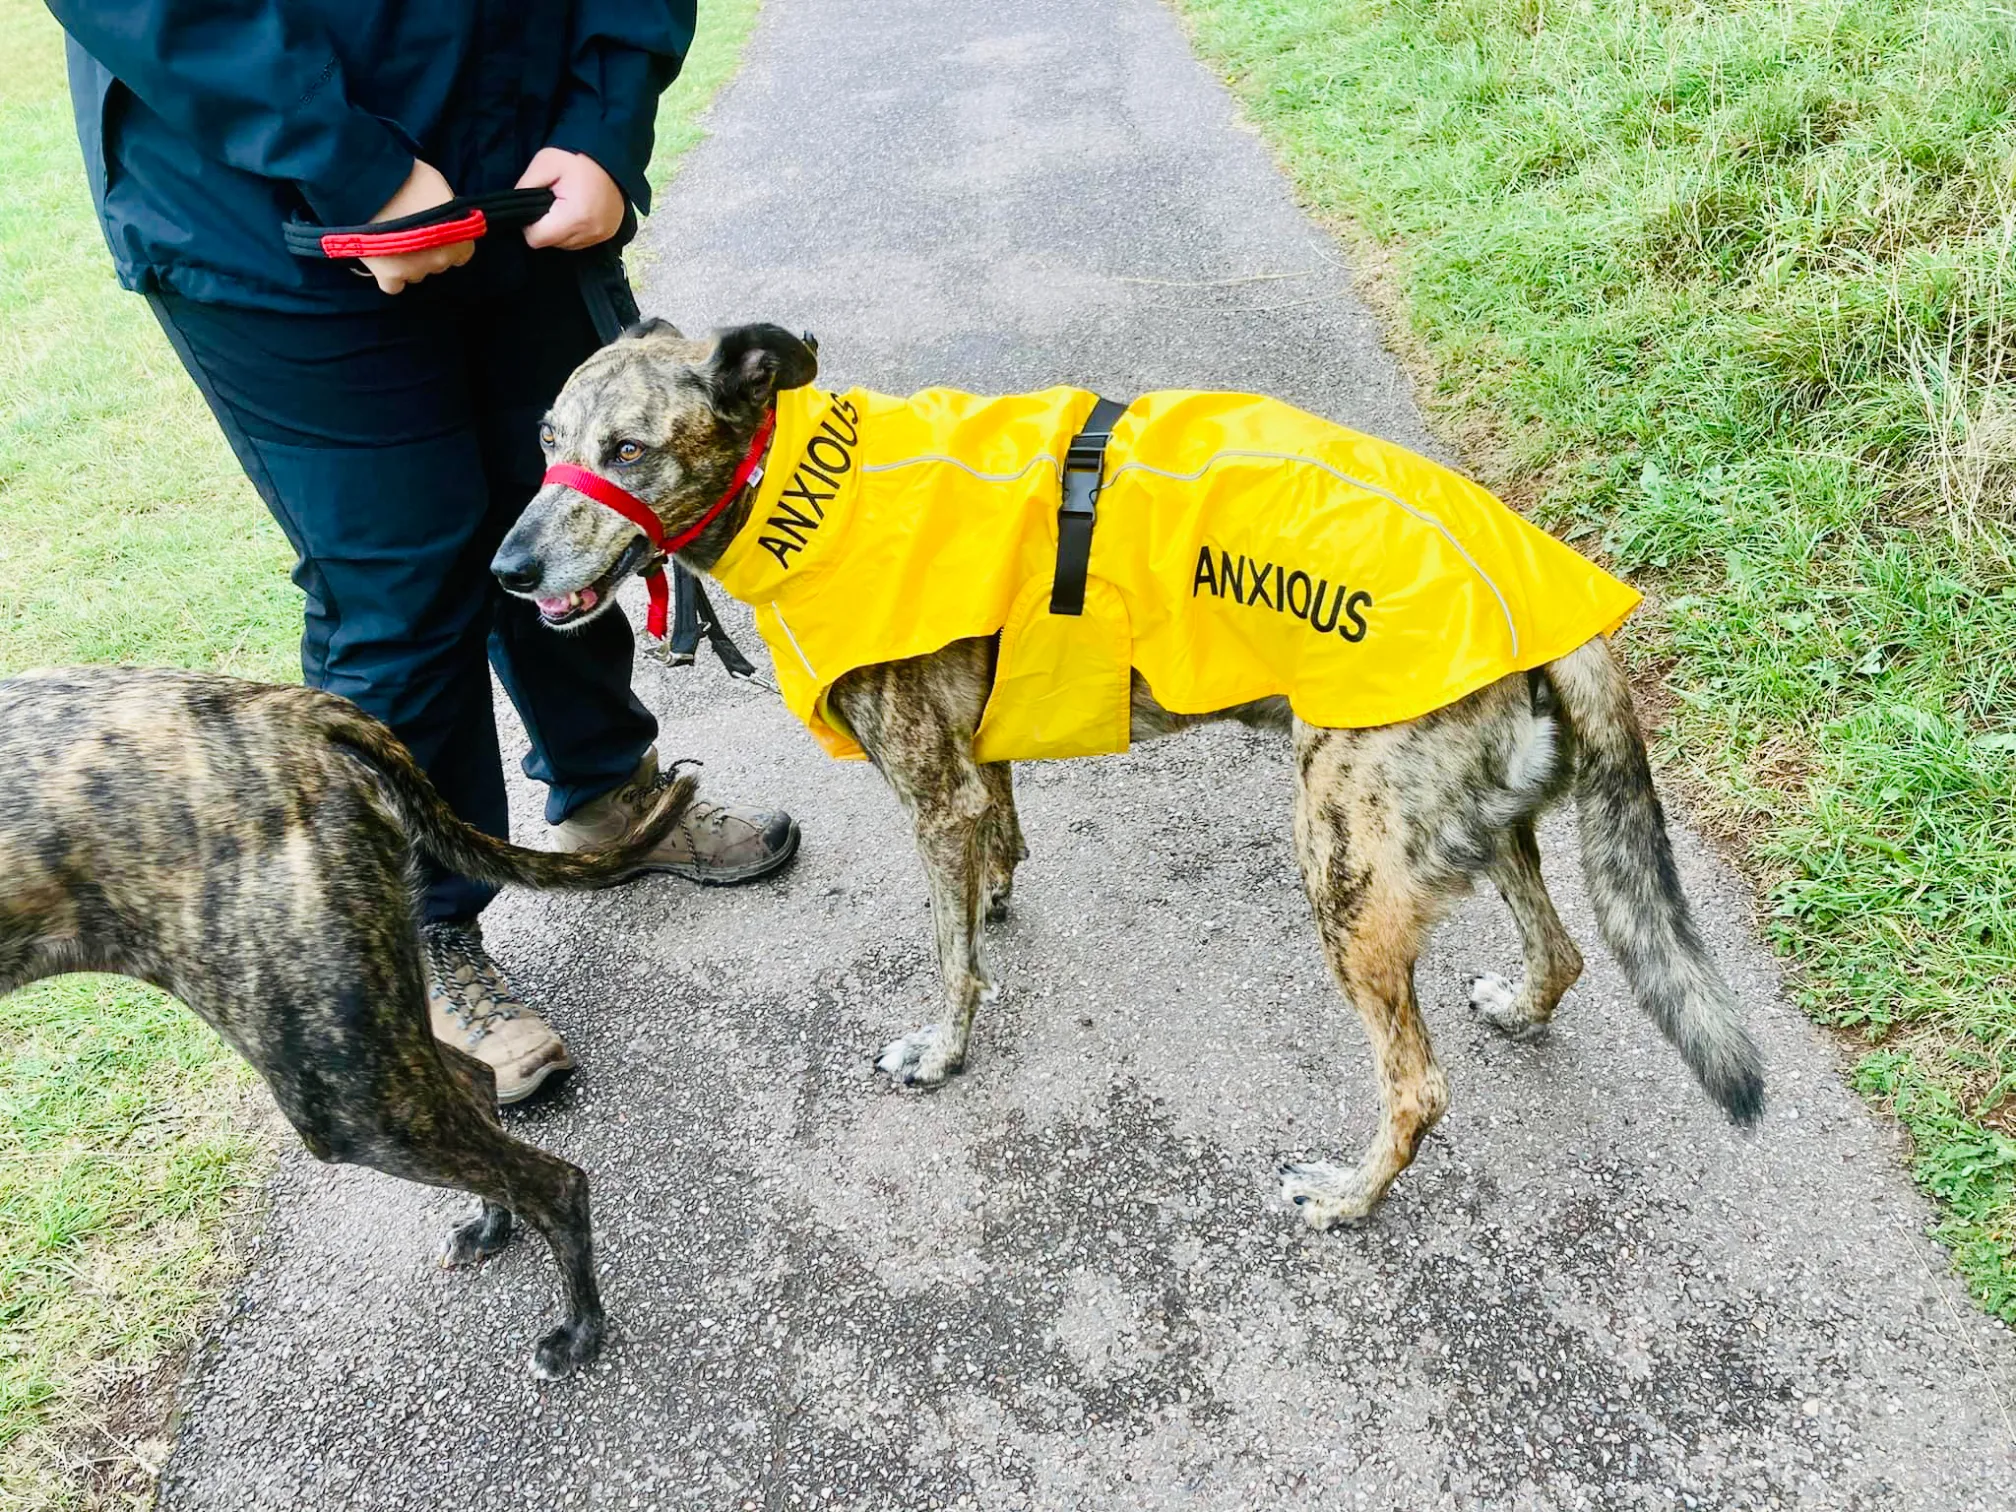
[282,188,555,260]
[317,210,488,259]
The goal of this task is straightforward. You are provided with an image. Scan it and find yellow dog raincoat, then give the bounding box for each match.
[707,385,1641,762]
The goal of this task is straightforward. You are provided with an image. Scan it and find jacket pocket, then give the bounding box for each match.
[63,42,118,198]
[973,574,1133,764]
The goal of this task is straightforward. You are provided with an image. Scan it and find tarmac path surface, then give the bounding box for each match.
[158,1,2016,1507]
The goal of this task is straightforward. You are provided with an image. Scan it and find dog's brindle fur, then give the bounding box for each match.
[497,323,1766,1225]
[0,668,697,1376]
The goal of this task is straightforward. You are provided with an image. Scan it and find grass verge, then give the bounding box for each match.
[1177,0,2016,1315]
[654,0,764,198]
[0,1,762,1504]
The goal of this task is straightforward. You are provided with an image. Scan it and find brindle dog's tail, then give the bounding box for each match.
[305,694,696,891]
[1546,639,1765,1126]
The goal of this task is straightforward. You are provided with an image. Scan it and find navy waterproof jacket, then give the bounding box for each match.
[53,1,695,310]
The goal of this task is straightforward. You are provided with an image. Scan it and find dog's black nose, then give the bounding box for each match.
[492,545,543,595]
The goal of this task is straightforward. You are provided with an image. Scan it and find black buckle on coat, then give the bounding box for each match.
[1050,396,1128,616]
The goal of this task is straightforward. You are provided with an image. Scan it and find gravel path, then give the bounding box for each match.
[158,1,2016,1506]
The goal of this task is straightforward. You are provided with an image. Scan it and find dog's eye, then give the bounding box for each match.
[614,440,645,465]
[539,423,556,449]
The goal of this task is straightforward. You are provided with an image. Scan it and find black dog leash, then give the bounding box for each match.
[282,188,557,260]
[573,253,765,682]
[284,187,765,678]
[1049,396,1129,616]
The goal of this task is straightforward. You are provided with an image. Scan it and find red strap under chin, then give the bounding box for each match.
[643,572,671,640]
[539,409,776,641]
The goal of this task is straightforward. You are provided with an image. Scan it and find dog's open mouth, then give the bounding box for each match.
[532,537,652,627]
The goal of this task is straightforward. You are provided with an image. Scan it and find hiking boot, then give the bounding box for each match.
[551,747,800,886]
[423,921,574,1105]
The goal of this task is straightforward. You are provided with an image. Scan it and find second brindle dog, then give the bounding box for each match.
[0,667,696,1377]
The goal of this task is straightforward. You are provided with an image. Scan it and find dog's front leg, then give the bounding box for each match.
[826,648,1000,1089]
[876,774,993,1088]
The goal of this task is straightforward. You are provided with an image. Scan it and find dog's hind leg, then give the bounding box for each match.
[237,916,605,1379]
[259,1031,605,1377]
[360,1095,605,1379]
[1468,819,1583,1040]
[1279,887,1448,1227]
[432,1042,515,1267]
[1279,729,1452,1228]
[978,760,1026,924]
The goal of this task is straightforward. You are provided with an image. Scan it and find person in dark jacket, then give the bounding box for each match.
[52,1,801,1103]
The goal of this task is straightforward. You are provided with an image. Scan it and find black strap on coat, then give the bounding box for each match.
[1050,396,1128,616]
[574,255,758,679]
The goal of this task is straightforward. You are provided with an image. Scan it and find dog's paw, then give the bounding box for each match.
[530,1317,604,1381]
[984,887,1013,925]
[1466,972,1547,1041]
[1278,1160,1377,1231]
[875,1024,961,1088]
[439,1209,512,1270]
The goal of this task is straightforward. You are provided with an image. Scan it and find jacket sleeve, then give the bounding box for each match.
[546,1,696,215]
[45,1,414,227]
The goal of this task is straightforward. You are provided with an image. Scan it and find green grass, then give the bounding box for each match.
[0,0,762,1503]
[0,985,266,1509]
[1178,0,2016,1314]
[654,0,763,197]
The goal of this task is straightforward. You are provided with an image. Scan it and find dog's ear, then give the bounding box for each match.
[620,316,684,342]
[703,324,820,418]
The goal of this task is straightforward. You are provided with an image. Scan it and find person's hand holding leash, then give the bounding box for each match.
[517,147,626,250]
[361,159,475,294]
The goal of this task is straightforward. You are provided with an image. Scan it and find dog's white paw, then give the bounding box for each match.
[529,1319,602,1380]
[875,1024,961,1088]
[1467,972,1546,1041]
[438,1211,510,1270]
[1278,1160,1376,1230]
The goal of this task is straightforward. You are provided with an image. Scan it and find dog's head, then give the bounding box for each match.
[491,320,819,629]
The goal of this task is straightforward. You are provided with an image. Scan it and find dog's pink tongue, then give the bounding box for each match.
[534,588,600,618]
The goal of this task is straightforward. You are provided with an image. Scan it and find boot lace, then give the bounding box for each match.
[422,923,526,1034]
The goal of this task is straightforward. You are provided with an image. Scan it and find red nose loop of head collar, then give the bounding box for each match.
[539,409,776,640]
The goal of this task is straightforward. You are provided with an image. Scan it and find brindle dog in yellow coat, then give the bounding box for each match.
[495,322,1764,1226]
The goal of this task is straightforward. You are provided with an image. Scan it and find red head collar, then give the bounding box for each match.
[539,409,776,639]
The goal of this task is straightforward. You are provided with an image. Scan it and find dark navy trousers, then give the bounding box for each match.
[148,249,657,923]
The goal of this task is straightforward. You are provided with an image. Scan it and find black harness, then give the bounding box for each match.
[1049,396,1129,617]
